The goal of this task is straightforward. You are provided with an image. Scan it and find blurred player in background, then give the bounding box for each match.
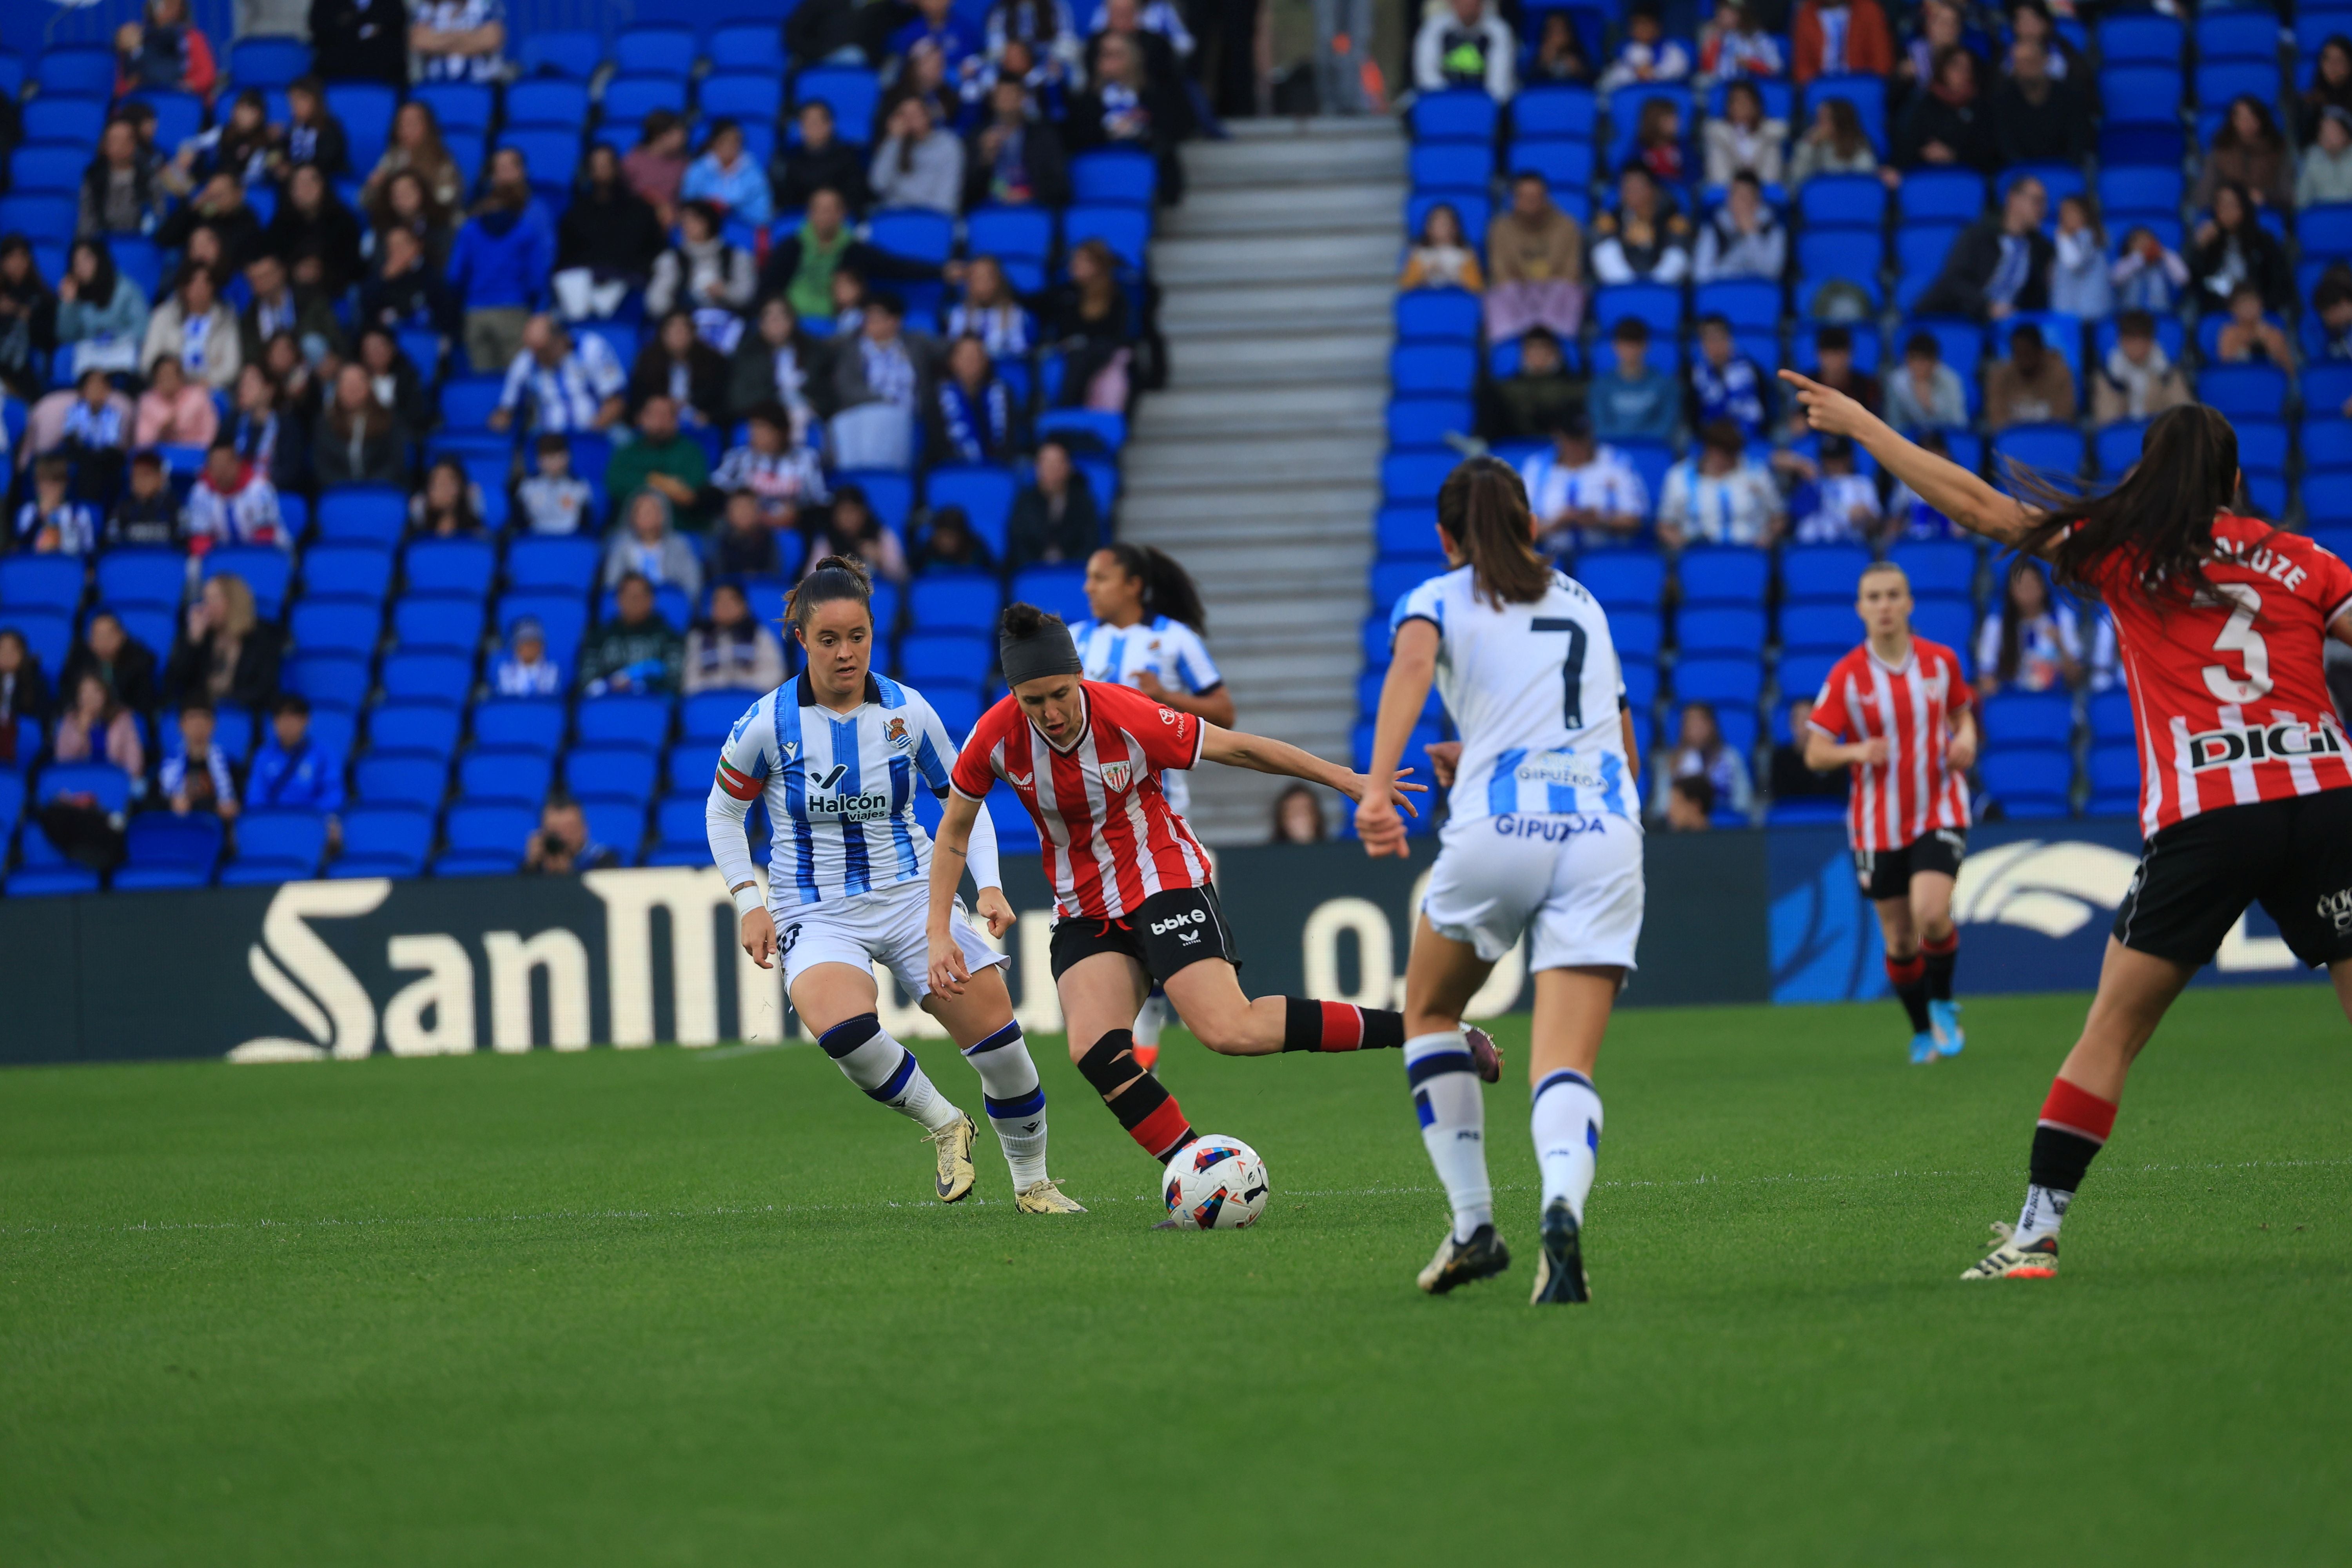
[1785,377,2352,1282]
[1358,457,1643,1304]
[1804,561,1979,1065]
[708,557,1084,1216]
[1074,543,1234,1067]
[926,604,1494,1220]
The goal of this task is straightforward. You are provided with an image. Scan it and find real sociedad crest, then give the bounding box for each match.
[1099,760,1134,792]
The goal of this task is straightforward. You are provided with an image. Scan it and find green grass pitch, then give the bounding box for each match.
[4,986,2348,1566]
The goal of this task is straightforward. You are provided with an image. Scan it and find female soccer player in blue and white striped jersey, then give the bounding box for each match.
[1072,543,1236,1065]
[706,555,1084,1214]
[1354,458,1645,1303]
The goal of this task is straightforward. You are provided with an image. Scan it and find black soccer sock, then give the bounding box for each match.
[2016,1078,2120,1240]
[1922,929,1958,1003]
[1078,1029,1196,1161]
[1885,952,1931,1034]
[1279,998,1406,1053]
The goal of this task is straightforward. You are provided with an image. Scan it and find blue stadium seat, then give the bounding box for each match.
[1992,423,2085,479]
[909,576,1002,635]
[0,555,81,615]
[289,599,382,659]
[506,536,601,596]
[1033,408,1127,453]
[318,486,407,547]
[710,22,786,73]
[279,653,367,713]
[507,78,590,129]
[575,695,670,752]
[1887,539,1976,599]
[2097,13,2182,65]
[2199,364,2287,419]
[616,22,697,75]
[966,205,1053,266]
[653,792,713,855]
[2303,203,2352,262]
[1780,602,1859,653]
[203,546,293,619]
[1410,142,1492,194]
[1912,598,1972,652]
[1782,545,1873,603]
[34,46,115,96]
[380,651,474,706]
[701,71,782,123]
[795,66,882,142]
[441,802,537,868]
[1062,206,1150,270]
[1387,396,1474,450]
[471,699,566,755]
[924,466,1017,556]
[681,690,751,744]
[222,809,329,882]
[229,34,310,87]
[1612,609,1663,663]
[1678,548,1769,606]
[1507,137,1593,191]
[1592,284,1682,337]
[2089,690,2134,745]
[1071,149,1158,207]
[1394,289,1481,344]
[1695,280,1782,333]
[121,811,223,878]
[325,82,398,170]
[1390,343,1477,395]
[392,595,484,655]
[2098,163,2183,220]
[1779,651,1838,702]
[1899,170,1986,225]
[1679,607,1767,657]
[0,193,73,243]
[897,632,991,688]
[2099,65,2184,127]
[2,608,68,670]
[322,805,427,878]
[2196,61,2281,113]
[1511,83,1595,139]
[1804,74,1886,151]
[459,747,554,808]
[1982,691,2074,747]
[411,80,493,135]
[517,28,601,78]
[24,96,107,151]
[568,744,660,805]
[577,797,646,864]
[403,539,496,599]
[1572,551,1666,610]
[1903,317,1982,379]
[356,753,448,811]
[2085,743,2139,816]
[869,209,955,267]
[1894,226,1964,306]
[1798,174,1887,228]
[1979,748,2074,817]
[1672,657,1763,709]
[369,702,462,761]
[838,470,914,534]
[1411,89,1500,143]
[1382,451,1454,507]
[9,145,85,194]
[439,376,507,432]
[2196,11,2280,62]
[302,544,394,604]
[666,742,713,795]
[2234,419,2287,479]
[94,550,183,611]
[1010,566,1088,625]
[2094,421,2151,479]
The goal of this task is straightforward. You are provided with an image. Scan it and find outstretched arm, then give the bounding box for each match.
[926,790,984,997]
[1357,619,1439,858]
[1200,723,1427,817]
[1778,370,2049,555]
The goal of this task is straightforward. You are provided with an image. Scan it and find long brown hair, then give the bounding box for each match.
[1436,456,1550,608]
[2020,403,2246,605]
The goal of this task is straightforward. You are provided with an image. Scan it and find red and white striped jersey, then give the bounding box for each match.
[2087,515,2352,837]
[950,679,1213,920]
[1809,637,1975,853]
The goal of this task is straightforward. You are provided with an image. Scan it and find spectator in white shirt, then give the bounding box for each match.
[1519,411,1649,555]
[183,441,286,551]
[711,401,831,530]
[1589,165,1692,284]
[1786,435,1882,544]
[1658,419,1782,547]
[514,431,594,535]
[1597,6,1691,92]
[1693,171,1786,283]
[490,616,565,698]
[490,314,626,435]
[411,0,506,82]
[1975,557,2083,696]
[1413,0,1515,99]
[1702,80,1787,187]
[13,456,100,555]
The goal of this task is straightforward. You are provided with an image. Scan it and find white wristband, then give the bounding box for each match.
[732,882,767,919]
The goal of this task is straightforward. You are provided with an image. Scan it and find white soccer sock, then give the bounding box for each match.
[1405,1031,1492,1242]
[819,1014,961,1132]
[1133,990,1170,1048]
[964,1021,1050,1188]
[1531,1069,1603,1226]
[2013,1184,2072,1246]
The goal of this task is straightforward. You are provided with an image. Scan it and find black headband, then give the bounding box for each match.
[999,619,1083,687]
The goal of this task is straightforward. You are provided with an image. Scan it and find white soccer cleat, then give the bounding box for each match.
[926,1112,978,1203]
[1015,1178,1087,1214]
[1960,1221,2058,1280]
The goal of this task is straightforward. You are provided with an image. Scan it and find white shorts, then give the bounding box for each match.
[1422,811,1645,973]
[776,882,1010,1003]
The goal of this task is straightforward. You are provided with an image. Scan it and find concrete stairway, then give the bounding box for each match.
[1123,116,1405,844]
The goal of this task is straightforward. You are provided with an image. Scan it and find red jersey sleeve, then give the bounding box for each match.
[950,698,1015,800]
[1093,680,1205,771]
[1941,644,1976,711]
[1807,652,1855,739]
[2302,537,2352,629]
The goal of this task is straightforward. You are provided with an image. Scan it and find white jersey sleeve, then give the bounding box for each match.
[1162,621,1223,694]
[704,691,778,897]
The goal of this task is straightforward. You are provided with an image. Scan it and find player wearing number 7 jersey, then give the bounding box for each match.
[1781,378,2352,1283]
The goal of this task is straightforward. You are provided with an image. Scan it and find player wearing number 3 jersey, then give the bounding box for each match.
[1361,457,1646,1303]
[1781,379,2352,1283]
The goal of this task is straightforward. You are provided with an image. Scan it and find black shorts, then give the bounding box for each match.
[2112,789,2352,969]
[1853,827,1967,902]
[1049,884,1242,984]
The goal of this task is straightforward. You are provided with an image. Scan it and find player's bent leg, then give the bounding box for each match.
[1526,966,1617,1305]
[1161,960,1421,1062]
[1402,916,1510,1294]
[1913,871,1964,1056]
[1875,893,1936,1064]
[1964,939,2193,1280]
[923,972,1079,1213]
[1062,951,1200,1169]
[792,962,976,1202]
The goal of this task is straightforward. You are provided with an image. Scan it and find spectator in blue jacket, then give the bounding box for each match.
[681,120,774,231]
[1588,316,1678,445]
[1689,314,1771,439]
[447,145,554,376]
[242,693,346,821]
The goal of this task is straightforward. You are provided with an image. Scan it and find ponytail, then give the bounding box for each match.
[2020,403,2245,606]
[1436,456,1550,608]
[786,554,875,634]
[1101,541,1209,632]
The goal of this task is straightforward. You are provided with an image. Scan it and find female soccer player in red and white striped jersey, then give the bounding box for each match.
[1804,560,1980,1065]
[1783,374,2352,1282]
[924,604,1492,1208]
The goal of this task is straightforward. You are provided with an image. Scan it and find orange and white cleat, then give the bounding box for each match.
[1960,1221,2058,1279]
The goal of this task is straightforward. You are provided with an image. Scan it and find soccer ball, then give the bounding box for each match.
[1161,1136,1269,1230]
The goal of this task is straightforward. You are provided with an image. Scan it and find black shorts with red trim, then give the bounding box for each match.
[2112,788,2352,968]
[1853,826,1967,902]
[1049,884,1243,984]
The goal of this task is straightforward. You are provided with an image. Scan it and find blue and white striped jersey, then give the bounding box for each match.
[1389,565,1637,824]
[1071,614,1223,813]
[708,672,975,911]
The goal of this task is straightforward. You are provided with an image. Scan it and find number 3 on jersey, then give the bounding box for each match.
[1532,617,1588,728]
[2203,583,2272,702]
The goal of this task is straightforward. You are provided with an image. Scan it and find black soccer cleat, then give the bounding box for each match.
[1417,1223,1512,1294]
[1529,1198,1591,1305]
[1465,1024,1504,1084]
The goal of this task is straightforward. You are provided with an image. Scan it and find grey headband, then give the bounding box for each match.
[999,619,1083,687]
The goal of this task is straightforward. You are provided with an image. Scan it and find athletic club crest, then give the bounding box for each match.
[884,717,909,748]
[1099,759,1134,792]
